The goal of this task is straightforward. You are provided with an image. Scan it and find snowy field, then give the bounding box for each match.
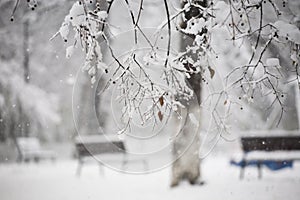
[1,155,300,200]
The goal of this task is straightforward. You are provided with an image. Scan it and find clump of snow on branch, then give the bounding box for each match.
[53,0,107,84]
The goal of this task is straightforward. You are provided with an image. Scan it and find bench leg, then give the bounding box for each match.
[240,160,246,180]
[34,157,40,163]
[17,154,23,163]
[240,167,245,180]
[98,162,104,175]
[120,154,128,171]
[76,159,83,177]
[121,157,128,171]
[257,162,262,179]
[143,160,148,171]
[51,156,56,163]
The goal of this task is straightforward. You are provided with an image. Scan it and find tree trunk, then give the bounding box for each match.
[22,19,30,137]
[171,0,204,187]
[171,51,202,187]
[23,19,30,83]
[77,75,106,134]
[76,0,107,135]
[171,100,201,187]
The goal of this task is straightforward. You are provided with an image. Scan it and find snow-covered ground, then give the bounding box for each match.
[1,155,300,200]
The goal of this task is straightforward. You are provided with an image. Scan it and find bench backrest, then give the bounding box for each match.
[16,137,41,153]
[241,136,300,152]
[75,141,126,157]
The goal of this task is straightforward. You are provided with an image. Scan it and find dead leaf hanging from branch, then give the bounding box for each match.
[158,111,163,121]
[208,66,215,79]
[159,96,164,106]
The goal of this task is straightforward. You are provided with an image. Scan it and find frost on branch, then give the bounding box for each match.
[55,0,198,133]
[54,0,107,84]
[208,0,300,127]
[56,0,300,132]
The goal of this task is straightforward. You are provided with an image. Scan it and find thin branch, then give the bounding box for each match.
[163,0,171,70]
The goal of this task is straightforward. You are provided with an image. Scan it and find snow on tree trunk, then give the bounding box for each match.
[171,100,201,186]
[171,0,203,184]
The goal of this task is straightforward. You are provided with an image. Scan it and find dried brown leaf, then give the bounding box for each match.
[159,96,164,106]
[158,111,163,121]
[208,66,215,79]
[224,100,227,105]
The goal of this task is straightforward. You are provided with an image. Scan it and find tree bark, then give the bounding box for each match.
[22,19,30,137]
[171,0,204,187]
[171,100,201,187]
[23,19,30,83]
[171,48,202,187]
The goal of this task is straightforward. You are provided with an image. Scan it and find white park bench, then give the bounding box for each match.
[16,137,56,162]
